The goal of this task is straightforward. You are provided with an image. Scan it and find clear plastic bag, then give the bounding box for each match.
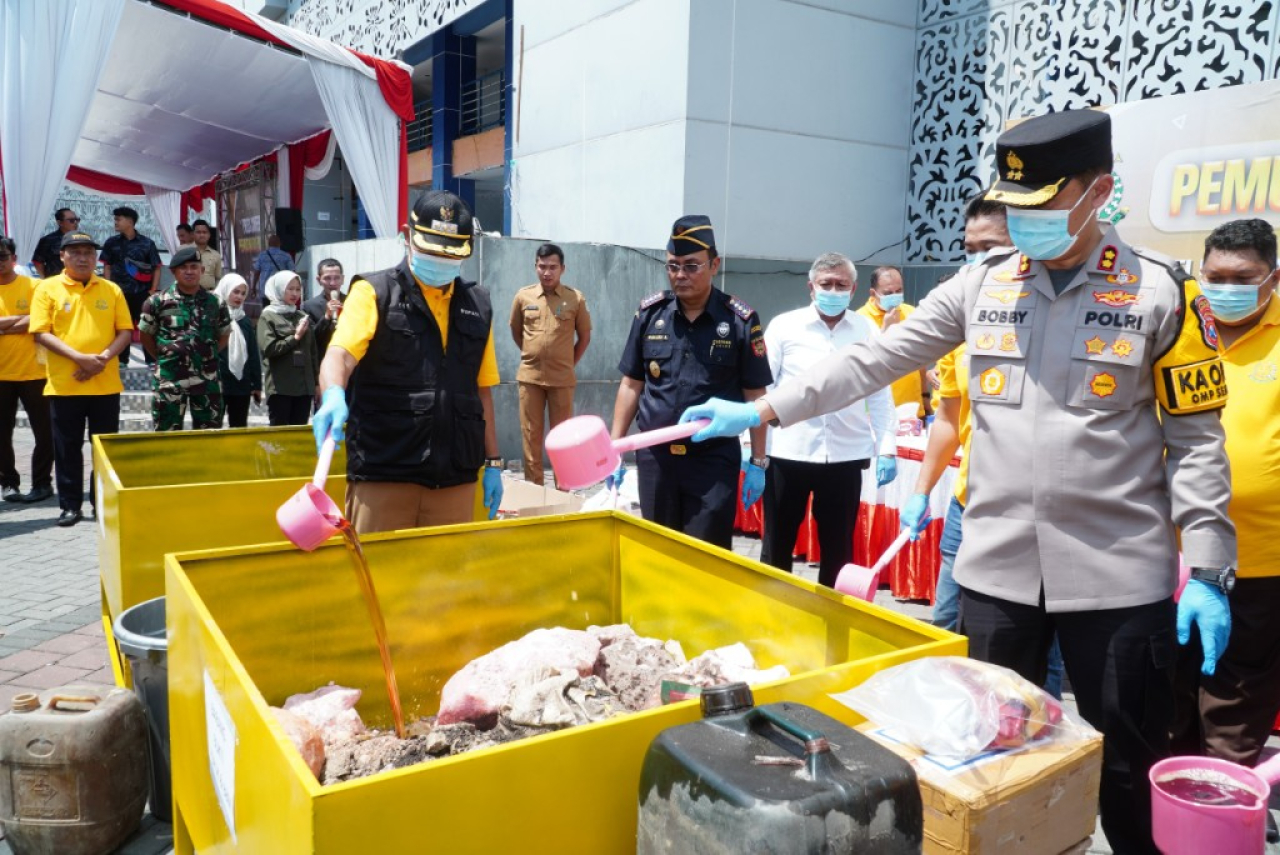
[831,656,1097,760]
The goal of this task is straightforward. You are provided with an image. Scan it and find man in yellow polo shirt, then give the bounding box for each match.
[313,191,503,534]
[0,236,54,504]
[29,231,133,526]
[857,265,933,419]
[1174,219,1280,790]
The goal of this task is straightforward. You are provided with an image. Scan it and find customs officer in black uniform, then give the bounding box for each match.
[610,215,772,550]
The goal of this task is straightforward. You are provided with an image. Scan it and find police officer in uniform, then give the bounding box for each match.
[312,191,504,534]
[611,215,772,550]
[683,110,1236,854]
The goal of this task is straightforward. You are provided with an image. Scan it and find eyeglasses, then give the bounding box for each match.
[61,217,80,224]
[0,254,12,261]
[665,261,709,276]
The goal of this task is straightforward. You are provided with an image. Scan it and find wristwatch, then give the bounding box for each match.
[484,457,504,469]
[1189,564,1236,595]
[749,456,769,470]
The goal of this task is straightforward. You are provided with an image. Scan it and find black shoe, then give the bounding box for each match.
[85,507,97,521]
[1267,811,1278,844]
[56,509,82,527]
[1,486,21,502]
[21,485,53,504]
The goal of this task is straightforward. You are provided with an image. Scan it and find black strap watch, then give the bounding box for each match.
[1189,564,1236,595]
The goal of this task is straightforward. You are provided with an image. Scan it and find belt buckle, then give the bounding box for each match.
[670,443,686,455]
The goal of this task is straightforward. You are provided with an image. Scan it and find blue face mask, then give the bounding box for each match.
[966,250,989,267]
[409,251,463,288]
[1200,278,1271,324]
[877,293,904,312]
[1006,177,1100,261]
[813,289,851,316]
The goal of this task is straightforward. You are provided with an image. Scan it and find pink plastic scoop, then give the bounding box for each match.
[545,415,712,490]
[833,527,913,601]
[276,435,344,551]
[1150,752,1280,854]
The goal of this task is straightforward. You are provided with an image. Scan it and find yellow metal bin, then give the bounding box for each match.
[94,427,348,685]
[166,511,965,854]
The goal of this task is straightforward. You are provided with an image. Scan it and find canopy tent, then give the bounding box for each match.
[0,0,413,263]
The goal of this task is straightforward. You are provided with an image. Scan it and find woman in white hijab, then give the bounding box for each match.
[213,274,262,428]
[257,271,318,426]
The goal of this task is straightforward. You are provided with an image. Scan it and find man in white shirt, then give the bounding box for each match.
[760,252,898,587]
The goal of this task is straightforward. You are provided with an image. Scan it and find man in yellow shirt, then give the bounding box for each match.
[857,265,933,419]
[313,191,503,534]
[1174,219,1280,787]
[0,237,53,504]
[29,231,133,526]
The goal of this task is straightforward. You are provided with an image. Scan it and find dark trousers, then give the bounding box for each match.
[1171,576,1280,768]
[267,394,311,426]
[0,379,53,490]
[636,441,738,551]
[223,394,252,428]
[760,457,866,589]
[121,289,153,367]
[49,394,120,511]
[959,588,1175,855]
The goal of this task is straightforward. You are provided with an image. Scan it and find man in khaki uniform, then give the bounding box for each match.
[191,219,223,291]
[509,243,591,485]
[683,109,1235,855]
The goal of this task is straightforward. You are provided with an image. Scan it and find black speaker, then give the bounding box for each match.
[275,208,305,254]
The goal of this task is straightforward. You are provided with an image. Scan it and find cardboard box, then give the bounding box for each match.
[497,475,584,518]
[858,724,1103,855]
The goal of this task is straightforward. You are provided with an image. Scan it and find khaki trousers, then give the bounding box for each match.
[346,480,475,535]
[518,382,574,486]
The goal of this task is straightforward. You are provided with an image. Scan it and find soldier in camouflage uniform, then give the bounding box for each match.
[138,246,231,430]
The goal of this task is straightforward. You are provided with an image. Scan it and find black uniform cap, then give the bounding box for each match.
[986,109,1112,207]
[409,190,473,258]
[668,215,716,257]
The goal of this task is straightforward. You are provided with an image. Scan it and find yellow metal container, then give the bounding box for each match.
[94,427,348,685]
[166,512,964,854]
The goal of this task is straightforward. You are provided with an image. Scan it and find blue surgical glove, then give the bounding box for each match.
[741,462,765,510]
[900,492,930,541]
[876,455,898,487]
[604,462,626,491]
[313,387,348,452]
[482,466,503,520]
[680,398,761,442]
[1177,578,1231,676]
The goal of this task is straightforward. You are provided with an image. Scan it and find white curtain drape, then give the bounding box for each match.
[143,184,182,255]
[306,61,401,238]
[304,132,338,181]
[0,0,126,261]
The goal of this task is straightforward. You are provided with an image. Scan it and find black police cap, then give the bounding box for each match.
[668,215,716,257]
[987,109,1112,207]
[410,191,473,259]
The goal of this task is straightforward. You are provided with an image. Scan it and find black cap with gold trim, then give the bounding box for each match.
[668,215,716,257]
[409,190,473,258]
[986,109,1112,207]
[59,231,99,250]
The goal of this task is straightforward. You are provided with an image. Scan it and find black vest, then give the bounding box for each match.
[346,262,492,489]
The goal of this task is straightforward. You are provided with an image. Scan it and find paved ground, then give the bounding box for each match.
[0,365,1274,852]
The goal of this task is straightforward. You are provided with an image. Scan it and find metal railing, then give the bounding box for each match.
[460,70,506,137]
[407,98,434,152]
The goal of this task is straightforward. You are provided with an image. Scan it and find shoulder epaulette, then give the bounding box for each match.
[727,295,755,320]
[1132,245,1190,280]
[639,290,671,310]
